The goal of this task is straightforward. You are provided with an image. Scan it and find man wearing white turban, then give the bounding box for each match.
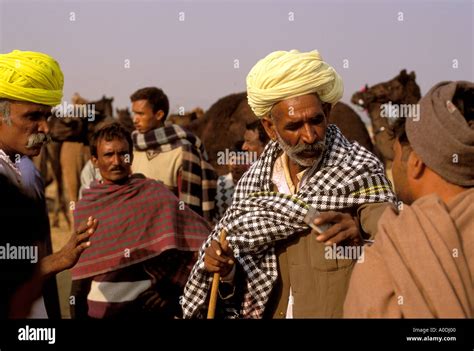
[183,50,396,318]
[0,50,98,318]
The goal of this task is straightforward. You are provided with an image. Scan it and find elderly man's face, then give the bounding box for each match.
[0,101,51,158]
[262,94,330,167]
[92,137,132,183]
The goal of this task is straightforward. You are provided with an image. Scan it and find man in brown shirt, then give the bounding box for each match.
[344,81,474,318]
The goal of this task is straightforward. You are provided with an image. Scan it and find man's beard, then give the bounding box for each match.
[25,133,51,149]
[275,130,326,168]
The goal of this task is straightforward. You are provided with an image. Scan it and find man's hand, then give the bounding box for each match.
[204,239,235,277]
[41,216,98,277]
[313,211,362,246]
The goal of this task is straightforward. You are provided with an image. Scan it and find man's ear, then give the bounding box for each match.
[154,110,165,122]
[91,155,99,168]
[407,150,425,180]
[322,103,332,121]
[261,116,277,141]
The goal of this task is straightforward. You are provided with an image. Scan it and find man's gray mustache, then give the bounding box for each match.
[26,133,51,149]
[292,141,325,154]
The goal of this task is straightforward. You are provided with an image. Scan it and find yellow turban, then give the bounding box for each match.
[0,50,64,106]
[246,50,343,118]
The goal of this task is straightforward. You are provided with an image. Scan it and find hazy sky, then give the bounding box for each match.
[0,0,472,120]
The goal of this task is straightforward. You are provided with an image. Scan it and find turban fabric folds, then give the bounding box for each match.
[0,50,64,106]
[246,50,343,118]
[406,81,474,187]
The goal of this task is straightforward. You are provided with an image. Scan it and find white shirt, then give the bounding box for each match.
[0,149,22,186]
[271,152,310,319]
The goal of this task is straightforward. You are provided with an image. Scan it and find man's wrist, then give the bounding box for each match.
[220,264,236,283]
[40,252,63,278]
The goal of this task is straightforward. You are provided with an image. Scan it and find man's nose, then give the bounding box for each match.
[38,118,49,135]
[301,124,317,144]
[112,154,121,165]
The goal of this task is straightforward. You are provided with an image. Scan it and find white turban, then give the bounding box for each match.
[246,50,343,118]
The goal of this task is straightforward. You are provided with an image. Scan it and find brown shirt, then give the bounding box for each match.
[344,189,474,318]
[265,201,391,318]
[265,152,393,318]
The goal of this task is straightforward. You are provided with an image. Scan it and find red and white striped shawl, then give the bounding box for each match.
[71,176,210,280]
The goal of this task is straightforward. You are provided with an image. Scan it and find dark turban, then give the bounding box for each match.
[406,81,474,186]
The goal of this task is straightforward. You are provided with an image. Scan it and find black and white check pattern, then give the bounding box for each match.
[214,173,235,222]
[182,124,396,318]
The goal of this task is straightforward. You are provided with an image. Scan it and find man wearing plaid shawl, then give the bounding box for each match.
[182,50,396,319]
[130,87,217,223]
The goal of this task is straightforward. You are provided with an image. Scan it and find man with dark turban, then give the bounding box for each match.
[344,81,474,318]
[183,50,396,318]
[0,50,97,318]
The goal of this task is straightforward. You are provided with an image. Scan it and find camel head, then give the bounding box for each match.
[351,70,421,109]
[89,95,114,120]
[166,110,199,127]
[115,107,134,133]
[351,70,421,164]
[71,92,89,105]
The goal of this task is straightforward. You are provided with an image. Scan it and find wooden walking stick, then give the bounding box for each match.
[207,229,227,319]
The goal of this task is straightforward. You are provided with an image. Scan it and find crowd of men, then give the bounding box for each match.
[0,49,472,319]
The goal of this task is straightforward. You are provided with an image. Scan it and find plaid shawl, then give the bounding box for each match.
[182,124,396,318]
[71,177,210,280]
[132,125,217,222]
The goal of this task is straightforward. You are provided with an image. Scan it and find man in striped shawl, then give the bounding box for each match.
[182,50,396,319]
[70,123,210,319]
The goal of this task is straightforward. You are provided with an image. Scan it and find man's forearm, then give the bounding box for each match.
[39,253,64,279]
[358,202,395,240]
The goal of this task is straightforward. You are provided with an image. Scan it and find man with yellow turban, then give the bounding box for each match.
[183,50,396,318]
[0,50,97,318]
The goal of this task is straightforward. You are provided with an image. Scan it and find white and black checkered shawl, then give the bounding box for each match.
[182,124,396,318]
[132,124,217,222]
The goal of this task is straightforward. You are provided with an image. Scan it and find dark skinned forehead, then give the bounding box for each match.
[131,99,152,113]
[10,101,52,115]
[97,138,130,155]
[271,94,326,122]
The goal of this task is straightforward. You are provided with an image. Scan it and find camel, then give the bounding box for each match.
[327,102,374,152]
[187,92,374,176]
[187,93,256,175]
[32,141,70,228]
[167,107,205,127]
[351,69,422,164]
[116,107,134,133]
